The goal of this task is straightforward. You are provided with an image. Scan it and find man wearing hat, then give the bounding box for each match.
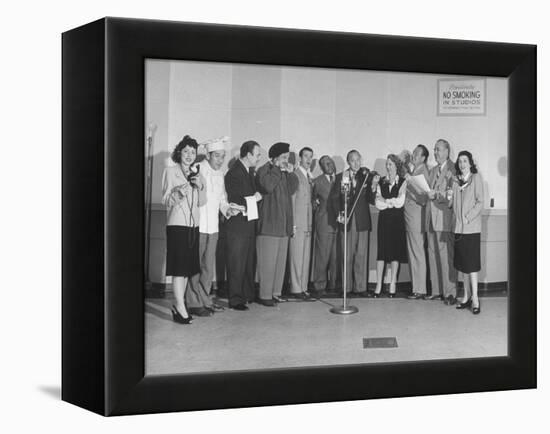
[186,136,237,316]
[255,142,299,306]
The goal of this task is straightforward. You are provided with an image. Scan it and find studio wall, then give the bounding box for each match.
[145,59,508,285]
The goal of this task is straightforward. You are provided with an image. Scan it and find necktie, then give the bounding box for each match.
[330,174,334,184]
[249,167,256,188]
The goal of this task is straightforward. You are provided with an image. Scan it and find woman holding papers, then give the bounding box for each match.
[373,154,408,298]
[404,145,431,300]
[449,151,484,315]
[161,135,207,324]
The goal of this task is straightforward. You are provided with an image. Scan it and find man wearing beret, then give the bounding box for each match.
[255,142,300,306]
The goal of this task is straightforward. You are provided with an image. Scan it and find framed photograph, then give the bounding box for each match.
[62,17,536,416]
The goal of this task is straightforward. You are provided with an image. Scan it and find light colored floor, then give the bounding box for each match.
[145,296,508,375]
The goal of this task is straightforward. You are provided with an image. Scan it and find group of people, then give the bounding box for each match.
[161,135,484,325]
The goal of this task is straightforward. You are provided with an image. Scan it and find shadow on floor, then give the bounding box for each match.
[145,301,172,321]
[37,385,61,400]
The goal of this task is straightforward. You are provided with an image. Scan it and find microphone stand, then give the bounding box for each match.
[330,172,359,315]
[145,124,162,298]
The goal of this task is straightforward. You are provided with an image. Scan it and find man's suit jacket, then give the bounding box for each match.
[426,159,456,232]
[404,163,430,233]
[312,174,338,234]
[329,168,375,232]
[224,159,258,237]
[292,168,313,232]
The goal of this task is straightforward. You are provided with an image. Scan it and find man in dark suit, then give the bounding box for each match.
[224,140,262,310]
[329,150,377,295]
[311,155,339,295]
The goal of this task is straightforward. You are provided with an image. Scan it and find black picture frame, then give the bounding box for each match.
[62,17,536,416]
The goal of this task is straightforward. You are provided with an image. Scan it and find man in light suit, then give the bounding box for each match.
[289,147,314,299]
[425,139,457,304]
[311,156,339,296]
[404,145,431,300]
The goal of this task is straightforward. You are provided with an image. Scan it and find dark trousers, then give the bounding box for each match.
[226,231,256,306]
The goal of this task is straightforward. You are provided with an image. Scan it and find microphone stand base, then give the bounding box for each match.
[330,305,359,315]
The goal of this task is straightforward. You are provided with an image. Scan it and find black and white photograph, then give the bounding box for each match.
[144,60,509,375]
[3,0,545,431]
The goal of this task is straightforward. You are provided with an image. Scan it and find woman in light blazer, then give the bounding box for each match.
[162,135,206,324]
[448,150,484,314]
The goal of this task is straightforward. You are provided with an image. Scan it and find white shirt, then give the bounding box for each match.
[375,176,407,210]
[298,165,311,181]
[198,161,230,234]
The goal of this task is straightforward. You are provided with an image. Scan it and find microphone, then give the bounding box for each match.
[341,170,350,193]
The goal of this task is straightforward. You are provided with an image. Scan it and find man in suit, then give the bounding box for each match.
[404,145,431,300]
[311,156,339,296]
[224,140,262,311]
[425,139,457,304]
[329,150,376,295]
[289,147,314,299]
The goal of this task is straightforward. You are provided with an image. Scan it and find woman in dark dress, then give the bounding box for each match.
[161,135,206,324]
[373,154,408,297]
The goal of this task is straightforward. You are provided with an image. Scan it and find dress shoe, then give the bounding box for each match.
[472,298,481,314]
[372,292,381,298]
[425,294,443,301]
[387,293,396,298]
[188,307,213,317]
[171,305,193,324]
[444,295,457,305]
[208,303,225,312]
[230,303,249,311]
[295,292,316,301]
[258,298,276,307]
[407,292,425,300]
[310,289,326,298]
[272,295,288,303]
[456,298,472,309]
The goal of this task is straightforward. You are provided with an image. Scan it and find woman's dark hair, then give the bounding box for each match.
[417,144,429,162]
[171,135,198,164]
[240,140,260,158]
[387,153,407,178]
[455,150,478,175]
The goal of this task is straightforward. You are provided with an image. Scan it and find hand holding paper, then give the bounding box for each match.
[409,175,431,194]
[244,196,258,221]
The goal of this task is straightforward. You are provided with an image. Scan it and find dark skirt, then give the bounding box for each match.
[377,208,407,263]
[454,232,481,273]
[165,225,200,277]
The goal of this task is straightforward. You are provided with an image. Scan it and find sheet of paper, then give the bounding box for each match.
[244,195,258,221]
[409,174,431,193]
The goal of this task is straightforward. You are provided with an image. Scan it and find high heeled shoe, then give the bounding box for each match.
[472,299,481,315]
[456,298,472,309]
[171,305,193,324]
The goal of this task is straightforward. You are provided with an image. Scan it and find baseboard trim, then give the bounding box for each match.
[145,281,508,298]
